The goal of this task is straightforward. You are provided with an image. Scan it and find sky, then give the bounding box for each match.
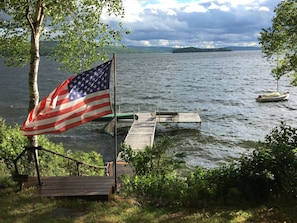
[106,0,282,48]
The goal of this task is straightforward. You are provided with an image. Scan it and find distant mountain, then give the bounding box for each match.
[39,41,261,55]
[127,45,261,53]
[39,42,172,55]
[226,46,261,51]
[126,45,173,52]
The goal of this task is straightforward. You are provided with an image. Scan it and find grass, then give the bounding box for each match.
[0,184,296,223]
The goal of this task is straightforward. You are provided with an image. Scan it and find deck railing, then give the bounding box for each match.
[13,146,112,186]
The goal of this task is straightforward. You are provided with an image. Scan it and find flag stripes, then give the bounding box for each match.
[21,60,113,136]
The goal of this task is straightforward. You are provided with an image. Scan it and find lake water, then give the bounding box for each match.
[1,50,297,169]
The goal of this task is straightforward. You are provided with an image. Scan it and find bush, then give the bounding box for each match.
[0,117,105,184]
[0,118,27,171]
[187,122,297,205]
[0,159,15,188]
[245,122,297,197]
[121,122,297,207]
[185,167,218,206]
[120,136,186,206]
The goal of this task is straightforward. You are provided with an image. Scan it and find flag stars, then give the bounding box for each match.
[67,60,111,101]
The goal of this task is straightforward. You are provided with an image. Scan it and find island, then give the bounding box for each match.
[172,47,232,53]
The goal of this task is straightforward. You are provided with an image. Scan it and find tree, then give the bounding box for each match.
[259,0,297,85]
[0,0,128,146]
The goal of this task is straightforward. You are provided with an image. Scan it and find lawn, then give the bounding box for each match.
[0,186,296,223]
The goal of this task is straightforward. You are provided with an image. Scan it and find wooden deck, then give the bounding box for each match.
[23,176,115,201]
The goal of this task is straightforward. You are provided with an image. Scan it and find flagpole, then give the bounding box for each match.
[113,53,118,191]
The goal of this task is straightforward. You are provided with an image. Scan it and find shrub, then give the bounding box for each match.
[0,118,27,172]
[249,122,297,197]
[121,122,297,207]
[0,117,105,182]
[185,167,217,206]
[187,121,297,205]
[120,136,186,206]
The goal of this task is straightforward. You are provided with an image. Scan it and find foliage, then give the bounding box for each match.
[120,136,185,176]
[65,150,105,176]
[187,122,297,205]
[0,0,128,72]
[259,0,297,84]
[0,117,106,183]
[0,118,27,171]
[120,122,297,207]
[185,167,218,206]
[259,121,297,196]
[120,136,187,206]
[0,159,14,188]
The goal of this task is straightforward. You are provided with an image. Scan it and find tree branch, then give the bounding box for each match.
[26,0,35,37]
[35,0,45,29]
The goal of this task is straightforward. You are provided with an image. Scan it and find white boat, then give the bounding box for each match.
[256,92,289,102]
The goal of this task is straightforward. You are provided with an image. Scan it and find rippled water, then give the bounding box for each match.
[1,50,297,168]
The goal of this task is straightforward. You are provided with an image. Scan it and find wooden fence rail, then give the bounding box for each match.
[13,146,112,189]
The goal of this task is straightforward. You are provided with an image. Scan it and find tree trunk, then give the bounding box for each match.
[26,1,44,147]
[27,36,40,147]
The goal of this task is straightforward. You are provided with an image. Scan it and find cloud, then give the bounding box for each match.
[108,0,281,48]
[183,3,208,13]
[208,2,230,12]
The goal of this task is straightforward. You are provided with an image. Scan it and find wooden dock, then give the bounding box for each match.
[23,176,115,201]
[123,112,201,150]
[123,113,157,150]
[153,112,201,123]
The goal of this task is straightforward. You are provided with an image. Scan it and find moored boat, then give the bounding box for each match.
[256,92,289,102]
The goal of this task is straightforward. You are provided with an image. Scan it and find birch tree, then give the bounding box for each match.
[0,0,127,146]
[259,0,297,85]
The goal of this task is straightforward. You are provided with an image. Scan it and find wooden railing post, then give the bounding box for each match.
[76,162,80,176]
[32,146,42,186]
[108,162,113,176]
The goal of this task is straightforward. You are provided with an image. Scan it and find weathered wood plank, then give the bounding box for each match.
[124,113,157,150]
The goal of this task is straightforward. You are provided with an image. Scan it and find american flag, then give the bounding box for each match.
[21,60,113,136]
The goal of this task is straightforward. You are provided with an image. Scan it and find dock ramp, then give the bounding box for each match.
[123,112,201,150]
[123,113,157,150]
